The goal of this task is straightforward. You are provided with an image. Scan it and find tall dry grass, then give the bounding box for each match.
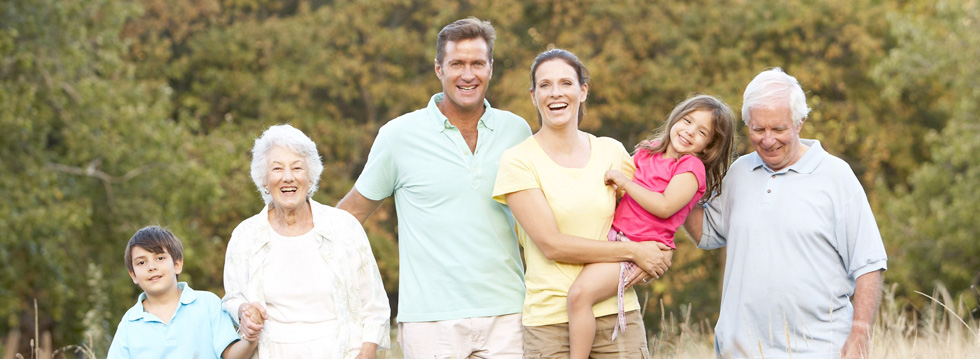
[2,284,978,358]
[649,283,980,358]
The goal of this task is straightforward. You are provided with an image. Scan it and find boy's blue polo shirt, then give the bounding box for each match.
[107,282,241,359]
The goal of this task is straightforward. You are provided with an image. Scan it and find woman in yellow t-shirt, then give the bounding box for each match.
[491,49,672,358]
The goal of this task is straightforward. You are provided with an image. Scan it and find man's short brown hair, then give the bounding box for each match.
[436,17,496,65]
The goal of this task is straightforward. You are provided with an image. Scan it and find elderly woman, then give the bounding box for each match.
[222,124,390,358]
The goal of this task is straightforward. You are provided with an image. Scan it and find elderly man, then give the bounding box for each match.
[684,68,887,359]
[337,17,531,358]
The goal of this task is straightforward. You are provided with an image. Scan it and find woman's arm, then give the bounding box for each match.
[505,189,672,276]
[346,214,391,351]
[221,227,266,340]
[605,170,699,219]
[221,228,250,325]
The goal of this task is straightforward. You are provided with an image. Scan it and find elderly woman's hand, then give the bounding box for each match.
[237,302,267,342]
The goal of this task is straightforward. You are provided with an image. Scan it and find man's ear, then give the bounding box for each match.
[129,270,138,284]
[796,117,807,133]
[434,59,443,81]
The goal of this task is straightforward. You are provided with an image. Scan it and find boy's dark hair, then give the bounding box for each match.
[124,226,184,277]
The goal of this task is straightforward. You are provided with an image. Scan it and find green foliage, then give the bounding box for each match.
[875,0,980,307]
[2,0,977,354]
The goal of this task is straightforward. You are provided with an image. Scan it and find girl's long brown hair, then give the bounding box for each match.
[638,94,737,203]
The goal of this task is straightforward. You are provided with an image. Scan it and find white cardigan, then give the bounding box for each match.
[222,199,390,358]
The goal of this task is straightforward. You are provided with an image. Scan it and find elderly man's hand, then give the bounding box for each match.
[840,322,871,358]
[631,241,673,279]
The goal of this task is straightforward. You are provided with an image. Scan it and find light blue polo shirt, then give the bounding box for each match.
[699,139,887,358]
[355,93,531,322]
[107,282,241,359]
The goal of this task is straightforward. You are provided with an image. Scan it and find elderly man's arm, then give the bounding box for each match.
[337,188,385,224]
[681,205,704,245]
[841,269,883,359]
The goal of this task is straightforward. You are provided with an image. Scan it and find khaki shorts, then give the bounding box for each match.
[398,313,523,359]
[523,310,649,359]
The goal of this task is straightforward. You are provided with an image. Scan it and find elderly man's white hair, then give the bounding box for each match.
[250,124,324,205]
[742,68,811,126]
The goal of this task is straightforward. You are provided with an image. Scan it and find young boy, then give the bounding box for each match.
[108,226,260,359]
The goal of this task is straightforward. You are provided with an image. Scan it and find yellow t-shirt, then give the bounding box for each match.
[492,134,637,326]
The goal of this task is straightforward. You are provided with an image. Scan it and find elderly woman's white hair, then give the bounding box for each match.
[250,124,324,205]
[742,68,811,126]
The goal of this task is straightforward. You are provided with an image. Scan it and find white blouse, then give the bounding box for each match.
[263,228,337,343]
[222,200,390,358]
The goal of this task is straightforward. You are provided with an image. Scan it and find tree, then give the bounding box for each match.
[0,0,220,353]
[874,0,980,309]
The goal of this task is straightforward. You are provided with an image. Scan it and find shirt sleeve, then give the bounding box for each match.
[106,319,130,359]
[675,155,707,194]
[344,213,392,349]
[221,225,250,325]
[839,174,888,279]
[354,126,397,201]
[492,147,540,205]
[618,142,636,182]
[698,171,729,250]
[209,293,242,357]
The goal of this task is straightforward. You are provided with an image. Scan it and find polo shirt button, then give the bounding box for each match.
[771,175,776,178]
[767,189,771,193]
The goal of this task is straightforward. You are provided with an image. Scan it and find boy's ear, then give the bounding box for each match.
[174,258,183,275]
[128,270,138,284]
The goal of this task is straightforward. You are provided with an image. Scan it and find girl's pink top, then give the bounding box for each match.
[611,149,706,248]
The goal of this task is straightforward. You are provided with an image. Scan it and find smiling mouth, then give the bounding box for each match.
[281,187,297,193]
[148,275,162,282]
[548,103,568,110]
[459,85,477,91]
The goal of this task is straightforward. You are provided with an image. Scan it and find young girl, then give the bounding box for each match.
[567,94,737,358]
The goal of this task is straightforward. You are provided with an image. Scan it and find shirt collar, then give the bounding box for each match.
[426,93,495,132]
[749,138,826,174]
[126,282,196,321]
[255,199,335,246]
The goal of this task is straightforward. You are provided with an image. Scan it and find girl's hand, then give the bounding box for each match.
[238,302,267,342]
[604,170,629,192]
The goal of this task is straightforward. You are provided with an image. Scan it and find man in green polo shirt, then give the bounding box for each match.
[338,17,531,358]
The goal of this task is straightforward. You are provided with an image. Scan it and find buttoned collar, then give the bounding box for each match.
[125,282,196,321]
[749,138,826,175]
[426,93,495,133]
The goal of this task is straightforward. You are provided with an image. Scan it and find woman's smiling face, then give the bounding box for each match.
[265,146,310,210]
[531,59,588,129]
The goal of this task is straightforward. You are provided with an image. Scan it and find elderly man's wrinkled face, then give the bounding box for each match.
[265,146,310,211]
[747,104,805,172]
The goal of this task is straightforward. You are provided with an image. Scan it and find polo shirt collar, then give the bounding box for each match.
[125,282,196,321]
[426,93,495,132]
[749,138,826,174]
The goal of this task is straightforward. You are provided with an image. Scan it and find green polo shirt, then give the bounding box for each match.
[355,93,531,322]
